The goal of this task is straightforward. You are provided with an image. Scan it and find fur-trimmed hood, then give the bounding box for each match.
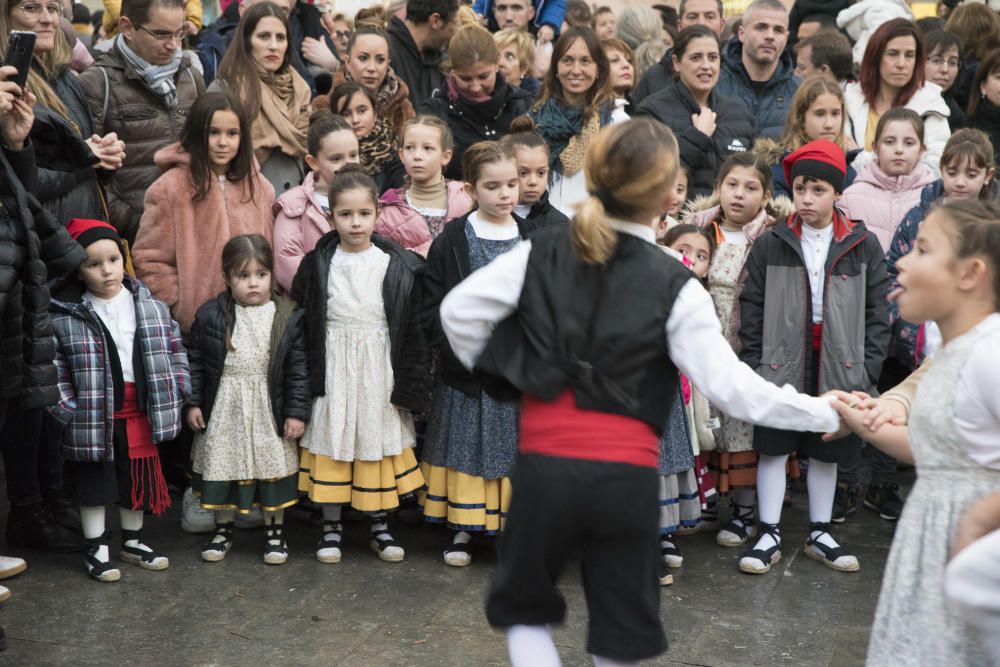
[752,138,787,167]
[680,193,794,245]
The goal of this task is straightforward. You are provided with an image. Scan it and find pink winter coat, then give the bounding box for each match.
[133,143,275,335]
[273,172,331,293]
[375,181,473,257]
[838,161,937,252]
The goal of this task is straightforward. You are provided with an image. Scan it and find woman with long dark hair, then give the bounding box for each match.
[213,1,311,194]
[967,48,1000,164]
[844,18,950,173]
[528,26,627,216]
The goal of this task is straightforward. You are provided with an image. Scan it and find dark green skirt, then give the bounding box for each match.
[191,473,299,513]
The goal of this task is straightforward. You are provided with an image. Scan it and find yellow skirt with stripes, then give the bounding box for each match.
[299,448,425,512]
[418,462,511,534]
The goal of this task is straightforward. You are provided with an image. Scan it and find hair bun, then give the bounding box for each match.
[508,115,537,134]
[355,5,386,28]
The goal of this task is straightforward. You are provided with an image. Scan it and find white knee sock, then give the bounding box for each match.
[508,625,561,667]
[209,510,237,546]
[321,504,343,523]
[756,454,788,526]
[807,460,840,549]
[119,507,150,551]
[264,509,284,547]
[593,656,639,667]
[80,506,108,562]
[80,506,106,540]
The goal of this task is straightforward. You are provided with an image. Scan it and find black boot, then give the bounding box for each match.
[43,491,82,534]
[5,500,87,552]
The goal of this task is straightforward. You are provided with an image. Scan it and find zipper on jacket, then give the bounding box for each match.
[816,232,867,391]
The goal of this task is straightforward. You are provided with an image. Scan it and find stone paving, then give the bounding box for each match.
[0,462,903,666]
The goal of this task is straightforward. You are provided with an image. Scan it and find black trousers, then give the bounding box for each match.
[0,400,62,504]
[486,453,668,661]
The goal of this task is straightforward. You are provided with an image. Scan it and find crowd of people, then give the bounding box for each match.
[1,0,1000,664]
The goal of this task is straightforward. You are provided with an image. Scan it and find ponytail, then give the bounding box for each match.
[572,118,680,265]
[572,196,619,264]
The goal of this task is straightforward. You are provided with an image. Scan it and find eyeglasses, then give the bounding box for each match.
[16,3,63,18]
[927,55,960,70]
[334,30,351,39]
[136,24,187,42]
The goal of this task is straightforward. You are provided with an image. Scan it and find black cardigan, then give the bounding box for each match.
[187,295,311,430]
[421,212,538,396]
[291,232,430,414]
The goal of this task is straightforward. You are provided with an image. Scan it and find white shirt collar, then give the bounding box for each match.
[608,217,657,244]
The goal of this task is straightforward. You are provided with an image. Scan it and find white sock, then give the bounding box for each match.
[593,656,639,667]
[753,455,787,551]
[508,625,561,667]
[264,509,285,546]
[211,510,237,545]
[660,534,676,549]
[322,504,343,523]
[369,512,391,542]
[81,506,108,561]
[807,460,840,549]
[119,508,150,552]
[452,530,472,545]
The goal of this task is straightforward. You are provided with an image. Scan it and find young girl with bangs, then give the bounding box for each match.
[499,121,570,230]
[188,235,309,566]
[273,111,360,292]
[330,82,405,193]
[682,152,790,548]
[376,116,473,257]
[420,142,532,567]
[754,74,857,199]
[832,198,1000,666]
[134,92,276,337]
[888,129,998,371]
[294,164,429,564]
[840,108,937,251]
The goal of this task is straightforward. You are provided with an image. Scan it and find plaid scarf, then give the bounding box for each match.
[115,34,180,109]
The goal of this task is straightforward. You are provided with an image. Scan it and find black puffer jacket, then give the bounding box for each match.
[0,143,87,408]
[187,294,311,430]
[635,81,755,198]
[419,74,534,181]
[292,233,430,413]
[522,190,569,229]
[422,213,538,396]
[30,67,104,225]
[969,100,1000,165]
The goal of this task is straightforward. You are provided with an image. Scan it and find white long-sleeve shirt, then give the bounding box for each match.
[440,220,841,435]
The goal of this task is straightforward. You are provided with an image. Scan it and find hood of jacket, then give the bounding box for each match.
[153,142,191,171]
[851,160,937,193]
[682,193,792,243]
[752,137,786,167]
[274,171,326,218]
[722,36,796,92]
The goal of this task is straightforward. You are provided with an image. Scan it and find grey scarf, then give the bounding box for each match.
[115,34,181,109]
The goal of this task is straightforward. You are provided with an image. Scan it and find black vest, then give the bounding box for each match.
[476,225,692,433]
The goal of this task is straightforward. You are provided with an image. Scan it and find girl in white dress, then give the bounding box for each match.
[831,199,1000,666]
[294,164,430,564]
[188,234,311,566]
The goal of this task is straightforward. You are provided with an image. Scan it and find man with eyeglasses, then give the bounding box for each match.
[78,0,206,246]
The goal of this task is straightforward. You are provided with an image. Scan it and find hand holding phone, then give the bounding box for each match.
[3,31,36,89]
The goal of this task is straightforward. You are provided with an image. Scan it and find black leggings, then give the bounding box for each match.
[0,399,62,504]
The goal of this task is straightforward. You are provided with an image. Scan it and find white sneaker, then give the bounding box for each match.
[370,539,405,562]
[0,585,9,602]
[235,507,265,530]
[181,488,216,534]
[0,556,26,580]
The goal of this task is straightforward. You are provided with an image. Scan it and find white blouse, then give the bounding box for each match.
[440,218,840,435]
[949,314,1000,471]
[84,286,137,382]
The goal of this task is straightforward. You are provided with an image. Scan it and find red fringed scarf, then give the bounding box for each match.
[115,383,171,516]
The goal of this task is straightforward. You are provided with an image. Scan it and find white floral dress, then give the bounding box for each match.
[193,301,298,481]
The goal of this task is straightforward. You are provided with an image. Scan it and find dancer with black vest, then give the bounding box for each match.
[438,118,846,666]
